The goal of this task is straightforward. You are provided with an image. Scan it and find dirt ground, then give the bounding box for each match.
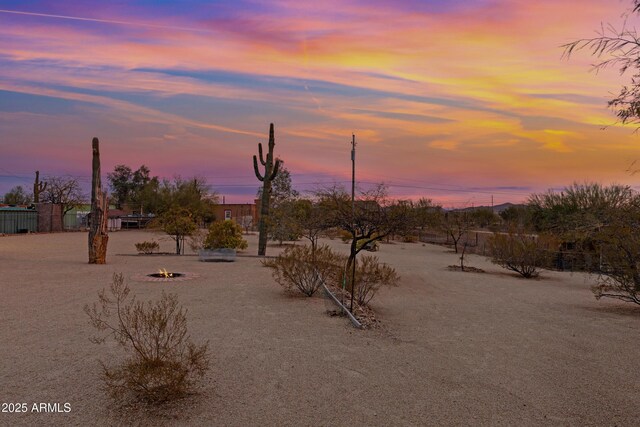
[0,230,638,426]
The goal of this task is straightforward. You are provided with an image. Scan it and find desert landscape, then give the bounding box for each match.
[1,230,638,426]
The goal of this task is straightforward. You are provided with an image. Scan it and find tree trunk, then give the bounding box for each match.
[88,137,109,264]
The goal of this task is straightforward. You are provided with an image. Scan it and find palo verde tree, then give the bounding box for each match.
[563,0,640,127]
[317,184,414,310]
[156,207,198,255]
[530,182,640,305]
[253,123,281,256]
[528,182,634,235]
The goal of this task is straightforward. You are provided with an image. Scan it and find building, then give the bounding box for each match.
[0,205,37,234]
[212,203,258,230]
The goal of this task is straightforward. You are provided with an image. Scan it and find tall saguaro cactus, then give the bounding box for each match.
[88,137,109,264]
[253,123,281,256]
[33,170,47,204]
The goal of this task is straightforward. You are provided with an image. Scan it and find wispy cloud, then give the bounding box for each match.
[0,0,638,203]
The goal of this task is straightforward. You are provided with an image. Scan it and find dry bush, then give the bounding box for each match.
[266,245,344,296]
[84,273,210,404]
[134,241,159,254]
[488,232,556,278]
[349,255,399,306]
[591,211,640,305]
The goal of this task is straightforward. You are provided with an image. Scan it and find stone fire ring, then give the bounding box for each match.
[133,272,200,283]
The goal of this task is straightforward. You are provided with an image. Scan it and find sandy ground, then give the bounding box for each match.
[0,230,639,426]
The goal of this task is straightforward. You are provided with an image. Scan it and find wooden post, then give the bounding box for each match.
[88,137,109,264]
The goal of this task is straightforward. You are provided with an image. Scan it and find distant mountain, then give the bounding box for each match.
[451,202,525,214]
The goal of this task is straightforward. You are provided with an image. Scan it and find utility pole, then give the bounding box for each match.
[350,134,357,312]
[351,134,356,217]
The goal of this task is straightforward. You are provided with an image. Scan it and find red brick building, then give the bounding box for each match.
[212,203,258,230]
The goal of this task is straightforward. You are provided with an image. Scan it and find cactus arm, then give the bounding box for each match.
[253,155,265,181]
[258,143,267,166]
[269,158,281,181]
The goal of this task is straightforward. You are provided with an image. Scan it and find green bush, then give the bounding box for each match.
[204,221,248,250]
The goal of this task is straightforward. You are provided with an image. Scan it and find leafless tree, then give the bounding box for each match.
[441,210,475,254]
[41,176,86,216]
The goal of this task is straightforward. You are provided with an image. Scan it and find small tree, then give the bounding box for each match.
[84,273,210,403]
[294,198,332,255]
[41,175,86,217]
[2,185,32,205]
[203,221,248,250]
[317,184,413,311]
[441,210,474,254]
[470,207,499,229]
[157,208,198,255]
[412,198,442,240]
[488,231,556,278]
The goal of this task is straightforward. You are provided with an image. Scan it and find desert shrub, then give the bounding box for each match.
[84,273,210,404]
[267,244,344,296]
[204,221,248,250]
[488,231,556,278]
[402,234,418,243]
[348,255,399,306]
[591,209,640,305]
[134,241,159,254]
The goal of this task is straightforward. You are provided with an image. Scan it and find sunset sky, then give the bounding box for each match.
[1,0,640,207]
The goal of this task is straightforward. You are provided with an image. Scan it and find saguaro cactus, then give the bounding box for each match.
[33,170,47,204]
[253,123,281,256]
[88,137,109,264]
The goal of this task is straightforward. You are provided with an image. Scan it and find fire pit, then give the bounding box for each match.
[147,268,184,279]
[133,269,199,283]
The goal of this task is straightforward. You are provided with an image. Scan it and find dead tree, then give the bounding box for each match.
[88,137,109,264]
